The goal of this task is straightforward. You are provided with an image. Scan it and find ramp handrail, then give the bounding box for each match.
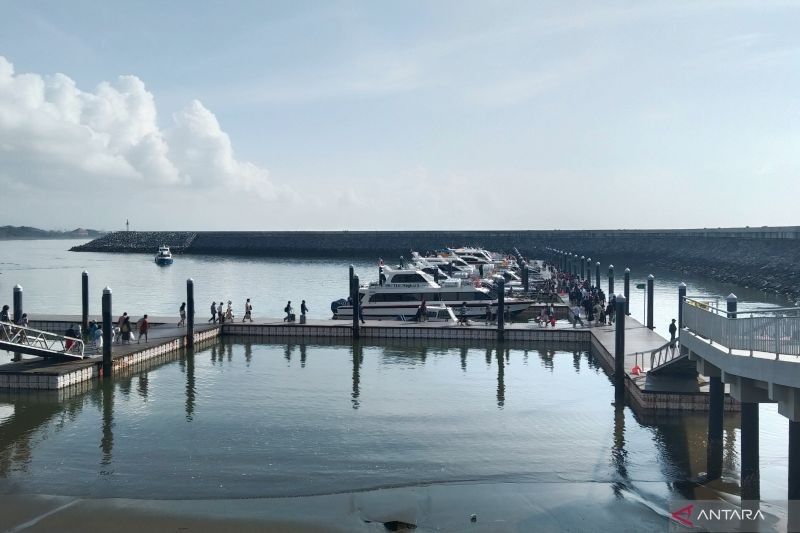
[682,298,800,357]
[630,340,680,373]
[0,321,84,358]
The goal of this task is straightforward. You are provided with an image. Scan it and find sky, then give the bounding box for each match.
[0,0,798,231]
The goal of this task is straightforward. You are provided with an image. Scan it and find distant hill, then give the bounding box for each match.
[0,226,105,240]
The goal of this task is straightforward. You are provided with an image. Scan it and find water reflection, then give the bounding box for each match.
[611,405,628,498]
[496,348,505,408]
[185,352,195,422]
[300,345,306,368]
[100,381,114,471]
[459,347,467,372]
[351,343,362,410]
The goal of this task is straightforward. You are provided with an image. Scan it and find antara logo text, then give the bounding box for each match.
[671,503,766,527]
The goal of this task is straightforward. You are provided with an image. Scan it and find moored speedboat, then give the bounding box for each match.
[154,245,173,265]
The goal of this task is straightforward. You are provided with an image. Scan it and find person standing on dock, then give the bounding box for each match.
[179,302,186,327]
[217,301,224,324]
[137,315,149,344]
[243,299,253,322]
[284,301,293,322]
[120,315,131,344]
[300,300,308,317]
[458,302,468,325]
[0,305,9,323]
[208,301,217,324]
[669,319,677,345]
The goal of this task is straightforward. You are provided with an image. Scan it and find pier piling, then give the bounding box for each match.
[706,374,724,480]
[595,262,600,290]
[614,294,626,402]
[187,278,195,348]
[623,268,630,315]
[580,256,585,280]
[789,421,800,530]
[608,265,614,296]
[587,258,592,286]
[726,293,738,319]
[352,274,360,339]
[678,282,686,328]
[646,274,654,330]
[81,271,89,334]
[741,402,760,500]
[102,287,112,377]
[12,285,22,362]
[497,278,505,342]
[522,262,529,293]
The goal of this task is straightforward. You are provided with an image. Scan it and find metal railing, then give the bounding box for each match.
[682,298,800,357]
[0,321,84,358]
[631,340,680,373]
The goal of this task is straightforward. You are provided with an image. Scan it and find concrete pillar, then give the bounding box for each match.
[740,402,760,501]
[646,274,654,330]
[707,376,724,480]
[608,265,614,296]
[678,282,687,329]
[614,294,627,403]
[187,278,195,348]
[623,268,630,315]
[352,274,360,339]
[81,271,89,334]
[595,262,601,290]
[522,263,529,293]
[726,293,738,319]
[13,285,22,323]
[12,285,22,362]
[497,278,505,342]
[790,420,800,531]
[586,258,592,285]
[102,287,112,377]
[580,256,585,280]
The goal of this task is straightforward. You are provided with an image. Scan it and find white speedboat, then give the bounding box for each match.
[331,266,533,320]
[154,245,173,265]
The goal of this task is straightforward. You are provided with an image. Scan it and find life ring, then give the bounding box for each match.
[631,364,642,376]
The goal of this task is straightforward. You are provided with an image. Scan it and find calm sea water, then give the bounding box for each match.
[0,240,793,528]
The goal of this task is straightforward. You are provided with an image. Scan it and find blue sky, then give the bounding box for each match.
[0,1,798,230]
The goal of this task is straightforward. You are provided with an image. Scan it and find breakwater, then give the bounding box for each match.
[71,227,800,300]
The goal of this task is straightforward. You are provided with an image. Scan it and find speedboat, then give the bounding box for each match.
[154,245,173,265]
[331,266,533,320]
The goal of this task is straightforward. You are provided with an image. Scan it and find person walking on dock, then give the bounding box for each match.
[179,302,186,327]
[120,315,132,344]
[137,315,149,343]
[208,301,217,324]
[225,301,234,321]
[669,319,677,345]
[217,301,224,324]
[300,300,308,317]
[116,312,128,343]
[243,298,253,322]
[284,301,294,322]
[458,302,469,325]
[0,305,9,323]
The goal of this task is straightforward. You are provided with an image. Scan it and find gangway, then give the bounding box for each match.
[0,321,85,360]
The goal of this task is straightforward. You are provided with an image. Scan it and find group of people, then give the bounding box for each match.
[553,269,615,328]
[283,300,309,322]
[207,299,253,324]
[113,312,149,344]
[0,304,29,338]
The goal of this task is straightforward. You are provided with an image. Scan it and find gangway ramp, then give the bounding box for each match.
[0,321,85,360]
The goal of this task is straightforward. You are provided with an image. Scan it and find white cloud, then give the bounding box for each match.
[0,56,275,196]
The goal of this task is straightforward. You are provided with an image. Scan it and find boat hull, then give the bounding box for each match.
[334,300,532,320]
[155,257,173,266]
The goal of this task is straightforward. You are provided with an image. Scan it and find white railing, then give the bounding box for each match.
[0,321,84,358]
[631,340,680,373]
[682,299,800,357]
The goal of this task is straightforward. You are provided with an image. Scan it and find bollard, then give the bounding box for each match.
[352,274,360,339]
[497,278,505,342]
[187,278,195,348]
[624,268,630,315]
[595,262,600,290]
[587,258,592,286]
[12,285,23,361]
[614,294,627,402]
[646,274,654,330]
[678,282,686,328]
[82,271,89,334]
[608,265,614,296]
[726,293,738,319]
[580,256,585,280]
[522,262,529,293]
[102,287,112,377]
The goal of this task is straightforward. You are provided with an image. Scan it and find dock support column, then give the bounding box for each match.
[573,254,579,277]
[497,279,505,342]
[623,268,630,315]
[608,265,614,297]
[12,285,23,362]
[102,287,112,377]
[646,274,654,330]
[349,265,355,294]
[726,293,738,319]
[740,402,760,501]
[187,278,195,348]
[352,274,360,339]
[789,420,800,531]
[522,262,529,293]
[81,271,89,334]
[706,375,724,480]
[580,256,585,280]
[586,258,592,286]
[595,262,600,290]
[614,294,627,403]
[678,282,686,329]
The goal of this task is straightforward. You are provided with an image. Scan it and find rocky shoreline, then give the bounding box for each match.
[71,229,800,302]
